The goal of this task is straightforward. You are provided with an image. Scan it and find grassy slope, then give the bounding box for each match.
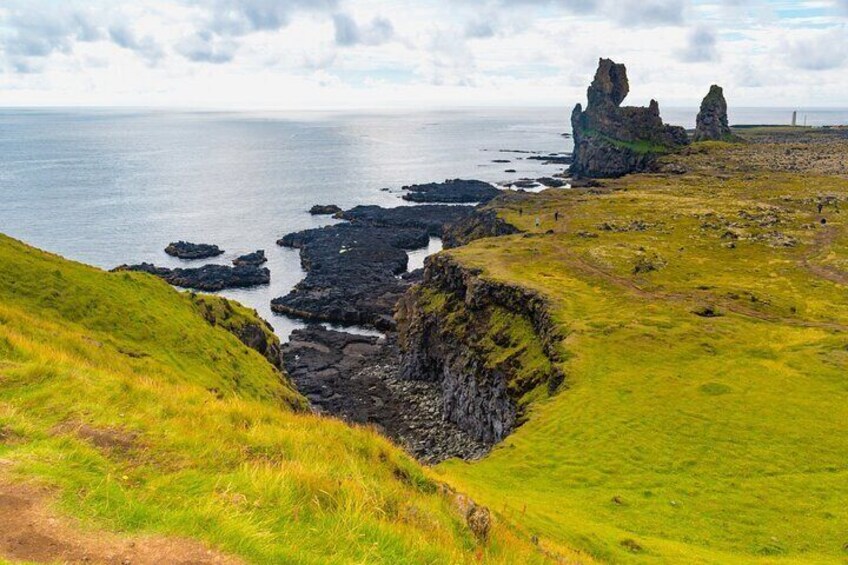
[0,234,557,565]
[438,139,848,563]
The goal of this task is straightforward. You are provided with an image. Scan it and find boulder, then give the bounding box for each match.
[570,58,689,178]
[309,204,343,215]
[232,250,267,266]
[694,85,734,142]
[164,241,224,260]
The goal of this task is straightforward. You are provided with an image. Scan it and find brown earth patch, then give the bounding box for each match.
[52,422,139,453]
[0,480,242,564]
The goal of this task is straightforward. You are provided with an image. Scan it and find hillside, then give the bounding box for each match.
[0,234,561,564]
[430,128,848,563]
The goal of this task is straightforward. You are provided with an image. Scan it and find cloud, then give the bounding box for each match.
[786,26,848,70]
[0,3,103,72]
[613,0,684,26]
[680,27,719,62]
[332,13,395,47]
[465,18,497,39]
[176,30,237,63]
[200,0,339,36]
[108,24,164,65]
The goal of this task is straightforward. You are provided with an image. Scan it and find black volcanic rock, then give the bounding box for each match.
[273,223,429,330]
[536,177,567,188]
[309,204,343,215]
[401,179,500,204]
[114,263,270,291]
[282,326,488,463]
[164,241,224,260]
[233,250,267,266]
[443,209,522,249]
[570,58,689,178]
[526,154,573,165]
[337,205,474,236]
[694,85,734,142]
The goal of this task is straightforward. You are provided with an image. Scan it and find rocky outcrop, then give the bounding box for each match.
[694,85,734,142]
[442,209,521,249]
[401,179,501,204]
[570,58,689,178]
[114,263,270,291]
[309,204,342,215]
[164,241,224,260]
[190,294,282,370]
[233,250,267,266]
[282,326,488,463]
[337,205,475,237]
[396,254,565,444]
[273,223,429,330]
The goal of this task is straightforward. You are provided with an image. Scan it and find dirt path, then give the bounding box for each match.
[800,225,848,286]
[0,480,242,565]
[561,247,848,333]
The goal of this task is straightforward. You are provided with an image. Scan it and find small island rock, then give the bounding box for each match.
[164,241,224,260]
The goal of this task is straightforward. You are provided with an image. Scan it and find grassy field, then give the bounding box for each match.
[437,137,848,563]
[0,234,564,564]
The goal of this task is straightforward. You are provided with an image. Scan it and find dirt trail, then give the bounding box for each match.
[560,247,848,333]
[0,480,241,565]
[801,226,848,286]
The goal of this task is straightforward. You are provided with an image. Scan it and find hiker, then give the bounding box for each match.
[535,217,541,228]
[519,207,523,216]
[818,202,824,214]
[554,210,560,222]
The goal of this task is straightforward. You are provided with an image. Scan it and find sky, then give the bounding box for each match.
[0,0,846,109]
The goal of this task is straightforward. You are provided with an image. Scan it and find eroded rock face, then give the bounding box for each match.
[396,254,565,444]
[694,85,733,142]
[442,209,520,249]
[570,58,689,178]
[282,326,488,463]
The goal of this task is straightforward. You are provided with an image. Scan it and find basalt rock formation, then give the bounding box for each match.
[309,204,342,215]
[233,250,267,266]
[114,263,270,291]
[694,85,734,142]
[570,58,689,178]
[337,205,475,237]
[273,223,428,330]
[164,241,224,260]
[396,254,565,445]
[401,179,500,204]
[281,326,488,463]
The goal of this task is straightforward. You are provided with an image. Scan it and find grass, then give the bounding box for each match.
[0,234,563,564]
[584,128,675,155]
[434,138,848,563]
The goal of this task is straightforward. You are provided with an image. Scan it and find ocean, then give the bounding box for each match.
[1,106,846,339]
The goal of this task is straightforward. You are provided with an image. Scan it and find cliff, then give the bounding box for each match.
[570,58,689,178]
[396,254,565,445]
[0,233,551,565]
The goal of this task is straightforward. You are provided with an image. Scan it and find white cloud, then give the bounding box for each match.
[679,26,719,62]
[0,0,846,107]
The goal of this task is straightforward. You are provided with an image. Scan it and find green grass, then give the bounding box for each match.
[435,141,848,563]
[584,129,675,155]
[0,234,558,564]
